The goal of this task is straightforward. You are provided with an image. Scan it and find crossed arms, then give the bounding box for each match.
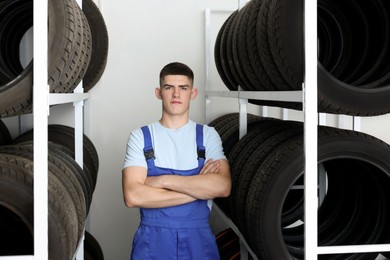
[122,159,231,208]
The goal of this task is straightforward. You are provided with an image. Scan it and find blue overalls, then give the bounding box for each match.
[130,124,220,260]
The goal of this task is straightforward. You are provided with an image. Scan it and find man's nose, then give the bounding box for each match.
[173,87,180,97]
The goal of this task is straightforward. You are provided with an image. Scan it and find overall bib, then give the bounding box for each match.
[130,124,220,260]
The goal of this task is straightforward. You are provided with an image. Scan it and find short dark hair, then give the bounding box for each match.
[159,62,194,86]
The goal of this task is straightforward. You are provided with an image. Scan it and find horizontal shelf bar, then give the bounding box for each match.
[207,8,236,13]
[0,256,34,260]
[205,90,239,98]
[49,93,90,105]
[239,90,302,102]
[317,244,390,255]
[205,90,302,102]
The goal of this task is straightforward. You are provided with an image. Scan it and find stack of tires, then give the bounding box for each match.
[213,1,390,258]
[0,0,107,257]
[0,0,108,118]
[215,0,390,116]
[0,120,104,259]
[211,114,390,259]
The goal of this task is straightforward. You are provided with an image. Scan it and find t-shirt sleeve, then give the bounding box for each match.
[204,125,227,161]
[123,128,147,169]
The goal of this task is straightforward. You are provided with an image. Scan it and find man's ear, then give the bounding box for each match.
[155,87,162,100]
[191,87,198,100]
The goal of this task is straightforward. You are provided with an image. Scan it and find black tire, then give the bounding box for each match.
[47,124,99,190]
[11,139,94,213]
[0,0,33,117]
[221,119,283,221]
[318,63,390,116]
[208,113,263,158]
[84,231,105,260]
[211,113,261,139]
[82,0,109,92]
[317,160,386,260]
[236,0,261,91]
[244,0,303,110]
[47,150,87,242]
[234,121,303,240]
[13,124,99,191]
[49,142,94,213]
[210,113,262,214]
[0,153,79,259]
[245,0,275,91]
[48,0,91,94]
[208,113,240,133]
[256,0,290,91]
[0,145,87,242]
[208,113,260,137]
[219,115,263,156]
[317,0,352,78]
[0,155,33,256]
[230,4,253,91]
[214,11,236,90]
[317,0,390,116]
[0,119,11,145]
[267,0,304,90]
[63,2,92,93]
[219,11,239,90]
[0,0,92,117]
[0,0,32,80]
[347,0,389,86]
[245,126,390,259]
[0,64,33,118]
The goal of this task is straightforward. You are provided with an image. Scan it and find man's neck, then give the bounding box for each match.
[159,116,189,129]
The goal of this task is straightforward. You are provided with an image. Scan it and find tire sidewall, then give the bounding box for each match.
[252,128,390,259]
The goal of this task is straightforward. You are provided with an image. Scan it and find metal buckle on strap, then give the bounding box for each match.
[144,149,155,160]
[197,147,205,160]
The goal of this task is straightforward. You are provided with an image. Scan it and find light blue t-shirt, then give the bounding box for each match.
[123,120,226,170]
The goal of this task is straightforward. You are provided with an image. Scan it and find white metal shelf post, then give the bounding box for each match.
[303,0,318,258]
[305,0,390,258]
[74,0,85,258]
[33,0,49,258]
[74,87,86,260]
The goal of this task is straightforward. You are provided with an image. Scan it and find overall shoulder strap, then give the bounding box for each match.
[196,124,205,167]
[141,126,155,168]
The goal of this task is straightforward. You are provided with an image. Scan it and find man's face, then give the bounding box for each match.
[156,75,197,117]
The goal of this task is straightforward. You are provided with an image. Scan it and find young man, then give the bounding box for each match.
[122,62,231,259]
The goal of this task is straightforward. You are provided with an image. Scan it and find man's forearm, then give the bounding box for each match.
[158,174,230,199]
[145,160,231,200]
[124,182,196,208]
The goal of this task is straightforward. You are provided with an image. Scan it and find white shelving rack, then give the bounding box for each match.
[0,0,89,259]
[205,0,390,259]
[204,4,303,260]
[32,0,49,257]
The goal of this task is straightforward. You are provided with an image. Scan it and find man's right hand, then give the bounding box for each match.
[199,159,221,175]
